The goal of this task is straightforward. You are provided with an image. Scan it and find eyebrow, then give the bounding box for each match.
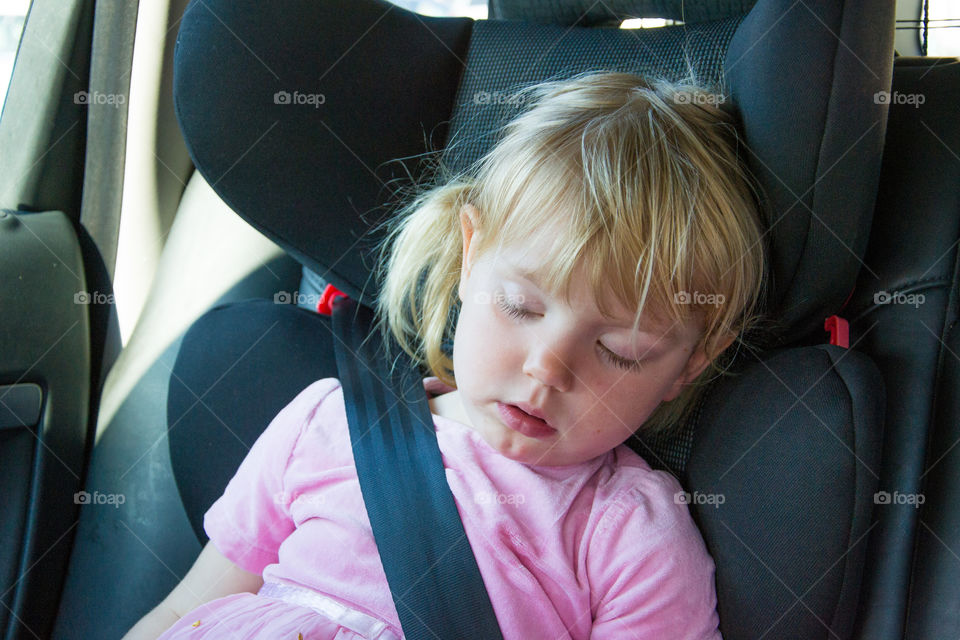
[512,267,546,290]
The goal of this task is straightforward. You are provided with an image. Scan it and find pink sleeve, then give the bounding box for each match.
[202,378,341,575]
[588,474,723,640]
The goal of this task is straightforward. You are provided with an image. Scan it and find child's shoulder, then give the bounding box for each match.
[300,376,344,396]
[295,376,450,410]
[288,377,345,418]
[284,376,452,451]
[273,378,354,465]
[277,377,346,442]
[594,445,692,537]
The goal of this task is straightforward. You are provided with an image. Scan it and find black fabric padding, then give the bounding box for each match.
[725,0,894,343]
[173,0,472,306]
[910,322,960,638]
[489,0,757,25]
[168,300,338,542]
[685,345,884,640]
[851,58,960,640]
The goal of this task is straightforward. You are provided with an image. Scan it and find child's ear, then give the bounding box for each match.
[458,203,480,298]
[662,331,736,402]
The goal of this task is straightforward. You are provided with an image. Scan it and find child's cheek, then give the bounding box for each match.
[452,296,492,389]
[463,294,510,383]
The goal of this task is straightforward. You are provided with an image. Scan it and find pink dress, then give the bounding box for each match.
[158,378,722,639]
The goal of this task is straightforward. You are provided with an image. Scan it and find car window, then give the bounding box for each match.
[388,0,487,19]
[925,0,959,55]
[0,0,29,116]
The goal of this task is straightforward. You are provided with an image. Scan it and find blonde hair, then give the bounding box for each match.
[375,71,768,436]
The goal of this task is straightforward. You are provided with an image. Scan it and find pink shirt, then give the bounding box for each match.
[203,377,722,639]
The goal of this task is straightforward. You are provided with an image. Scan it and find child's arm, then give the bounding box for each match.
[121,541,263,639]
[119,603,180,640]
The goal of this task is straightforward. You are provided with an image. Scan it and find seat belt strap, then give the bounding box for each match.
[330,296,504,640]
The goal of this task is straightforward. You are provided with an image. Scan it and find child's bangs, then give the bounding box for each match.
[573,104,757,351]
[470,141,594,302]
[576,183,710,342]
[470,120,714,343]
[458,71,763,359]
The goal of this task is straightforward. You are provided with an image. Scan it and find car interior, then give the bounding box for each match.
[0,0,958,638]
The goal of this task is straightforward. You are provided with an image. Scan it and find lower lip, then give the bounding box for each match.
[497,403,557,439]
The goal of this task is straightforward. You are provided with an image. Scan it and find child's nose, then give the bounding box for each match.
[522,335,574,393]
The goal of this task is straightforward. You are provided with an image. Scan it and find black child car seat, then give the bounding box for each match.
[55,0,902,638]
[169,0,895,637]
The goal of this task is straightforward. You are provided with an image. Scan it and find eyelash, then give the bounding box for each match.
[496,298,644,372]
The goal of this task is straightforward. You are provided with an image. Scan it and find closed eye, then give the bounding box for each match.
[598,344,644,372]
[497,298,533,321]
[498,297,646,371]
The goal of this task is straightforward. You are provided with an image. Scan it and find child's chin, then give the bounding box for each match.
[490,432,562,466]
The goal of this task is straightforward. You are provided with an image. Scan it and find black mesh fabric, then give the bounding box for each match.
[435,17,743,475]
[442,17,742,177]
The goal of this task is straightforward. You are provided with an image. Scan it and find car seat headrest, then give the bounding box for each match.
[489,0,757,26]
[174,0,472,303]
[173,0,893,345]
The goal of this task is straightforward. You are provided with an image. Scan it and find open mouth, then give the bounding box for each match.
[496,402,557,439]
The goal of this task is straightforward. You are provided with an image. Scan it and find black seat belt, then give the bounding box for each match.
[331,295,504,640]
